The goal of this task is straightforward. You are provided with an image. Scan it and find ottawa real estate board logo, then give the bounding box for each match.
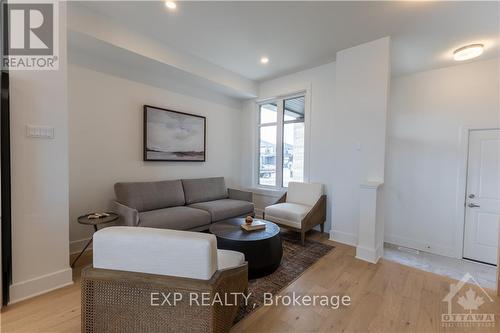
[2,0,59,70]
[441,273,495,328]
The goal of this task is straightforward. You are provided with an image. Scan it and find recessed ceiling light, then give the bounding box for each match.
[453,44,484,61]
[260,57,269,64]
[165,1,176,9]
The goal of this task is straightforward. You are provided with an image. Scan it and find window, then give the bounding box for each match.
[257,94,306,188]
[283,96,305,187]
[258,103,277,186]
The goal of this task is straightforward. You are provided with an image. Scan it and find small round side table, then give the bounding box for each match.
[70,212,120,268]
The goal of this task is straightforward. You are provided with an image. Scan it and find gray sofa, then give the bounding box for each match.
[113,177,254,231]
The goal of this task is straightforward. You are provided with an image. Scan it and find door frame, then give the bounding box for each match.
[0,70,11,306]
[456,126,500,261]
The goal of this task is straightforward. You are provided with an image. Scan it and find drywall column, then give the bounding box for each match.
[9,2,72,303]
[356,181,384,263]
[329,37,390,251]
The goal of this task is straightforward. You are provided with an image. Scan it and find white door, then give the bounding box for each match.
[463,129,500,265]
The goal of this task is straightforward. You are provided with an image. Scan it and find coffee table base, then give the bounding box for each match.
[216,233,282,279]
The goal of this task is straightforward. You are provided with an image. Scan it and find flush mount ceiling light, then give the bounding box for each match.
[260,56,269,64]
[453,44,484,61]
[165,1,176,9]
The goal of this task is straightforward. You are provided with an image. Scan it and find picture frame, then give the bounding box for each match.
[143,105,206,162]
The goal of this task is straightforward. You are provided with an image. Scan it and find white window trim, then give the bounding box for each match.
[252,86,312,190]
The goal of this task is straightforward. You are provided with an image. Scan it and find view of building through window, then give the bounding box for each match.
[258,96,305,187]
[258,103,277,186]
[283,96,305,186]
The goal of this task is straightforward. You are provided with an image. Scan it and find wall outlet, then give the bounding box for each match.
[26,125,54,139]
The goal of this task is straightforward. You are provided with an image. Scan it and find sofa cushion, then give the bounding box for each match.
[182,177,228,204]
[115,180,185,212]
[264,202,312,228]
[217,249,245,270]
[139,206,211,230]
[189,199,254,222]
[286,182,323,207]
[93,226,218,280]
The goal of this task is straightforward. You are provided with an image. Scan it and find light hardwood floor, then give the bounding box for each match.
[1,232,499,333]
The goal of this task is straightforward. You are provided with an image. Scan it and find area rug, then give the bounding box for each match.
[234,233,334,323]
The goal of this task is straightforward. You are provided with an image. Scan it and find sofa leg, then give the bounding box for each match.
[320,223,324,234]
[262,211,265,219]
[301,231,305,245]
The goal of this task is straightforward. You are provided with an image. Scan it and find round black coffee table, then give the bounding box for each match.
[209,218,282,279]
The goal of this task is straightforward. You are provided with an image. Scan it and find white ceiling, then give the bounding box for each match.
[78,1,499,81]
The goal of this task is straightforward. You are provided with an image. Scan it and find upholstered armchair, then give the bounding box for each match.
[264,182,326,245]
[81,227,248,333]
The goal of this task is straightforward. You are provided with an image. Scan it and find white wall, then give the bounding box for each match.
[240,62,336,231]
[385,58,500,257]
[68,65,244,251]
[330,37,391,245]
[9,3,72,303]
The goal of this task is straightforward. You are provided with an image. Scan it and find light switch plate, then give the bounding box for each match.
[26,125,55,139]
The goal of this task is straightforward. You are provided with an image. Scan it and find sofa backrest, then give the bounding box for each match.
[93,226,218,280]
[114,180,185,212]
[182,177,228,204]
[286,182,324,207]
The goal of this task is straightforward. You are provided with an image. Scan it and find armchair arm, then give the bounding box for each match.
[228,188,253,202]
[275,192,287,204]
[208,263,249,332]
[112,201,139,226]
[302,195,327,230]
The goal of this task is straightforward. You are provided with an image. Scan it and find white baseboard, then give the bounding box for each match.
[70,237,92,254]
[329,229,357,247]
[384,234,456,258]
[355,244,383,264]
[9,268,73,304]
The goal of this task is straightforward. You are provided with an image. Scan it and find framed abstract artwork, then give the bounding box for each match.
[143,105,206,161]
